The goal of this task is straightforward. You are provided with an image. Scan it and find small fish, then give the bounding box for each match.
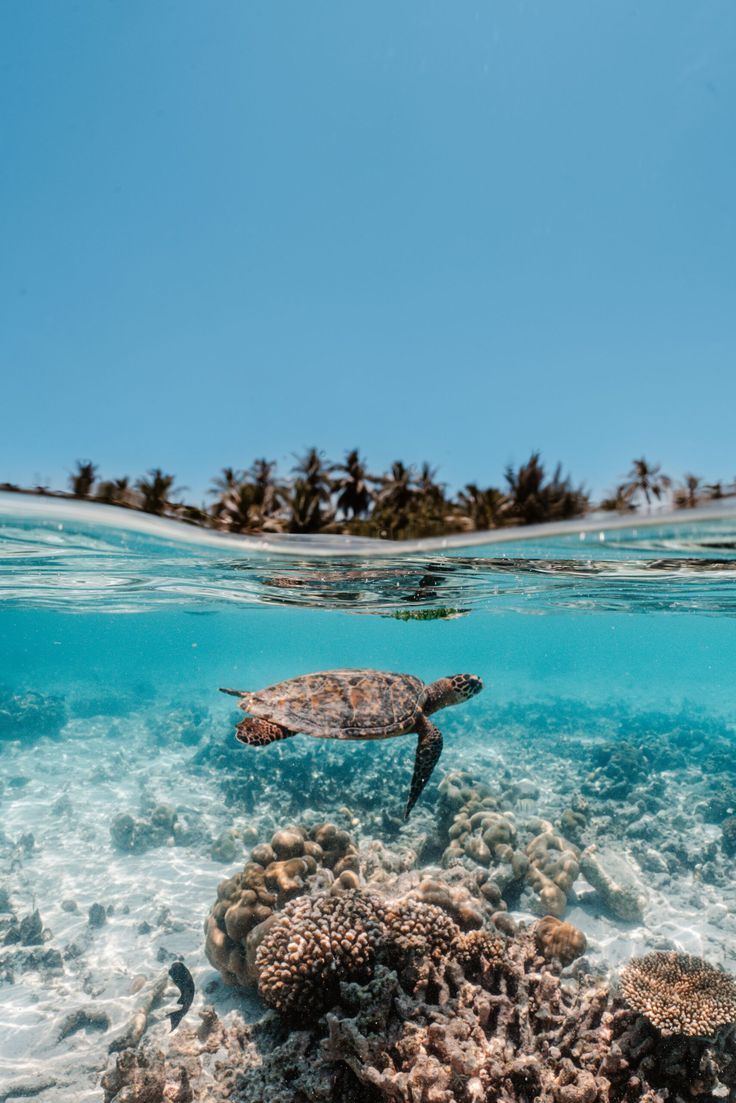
[167,960,194,1031]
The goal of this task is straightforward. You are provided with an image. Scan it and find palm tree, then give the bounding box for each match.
[220,483,258,532]
[96,477,134,506]
[370,462,417,537]
[284,449,335,533]
[599,483,636,512]
[209,467,243,522]
[334,449,372,519]
[69,461,97,498]
[415,463,445,507]
[209,467,243,500]
[135,469,182,515]
[292,448,333,493]
[248,458,282,518]
[457,484,510,530]
[285,479,334,534]
[504,453,588,524]
[623,458,671,509]
[674,474,701,509]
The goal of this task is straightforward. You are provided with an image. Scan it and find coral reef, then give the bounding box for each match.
[583,739,653,800]
[104,909,736,1102]
[0,688,67,744]
[204,822,360,987]
[620,951,736,1036]
[146,702,212,746]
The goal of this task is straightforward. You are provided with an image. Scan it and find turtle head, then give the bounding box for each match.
[425,673,483,713]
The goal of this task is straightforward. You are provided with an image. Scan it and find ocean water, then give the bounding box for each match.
[2,494,736,1101]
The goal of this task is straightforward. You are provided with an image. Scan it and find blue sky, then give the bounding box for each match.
[1,2,735,502]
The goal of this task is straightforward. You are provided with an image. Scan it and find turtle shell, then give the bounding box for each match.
[246,668,426,739]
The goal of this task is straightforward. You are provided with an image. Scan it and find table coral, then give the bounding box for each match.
[620,951,736,1037]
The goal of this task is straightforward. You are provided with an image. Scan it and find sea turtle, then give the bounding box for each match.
[219,669,483,818]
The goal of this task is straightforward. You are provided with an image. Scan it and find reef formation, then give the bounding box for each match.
[104,814,736,1103]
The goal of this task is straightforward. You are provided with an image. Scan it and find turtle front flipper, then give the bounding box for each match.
[405,713,443,819]
[235,718,294,747]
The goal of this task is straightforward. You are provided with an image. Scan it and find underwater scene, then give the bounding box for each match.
[2,494,736,1103]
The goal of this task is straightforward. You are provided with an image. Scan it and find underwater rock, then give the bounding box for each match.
[0,689,67,744]
[704,790,736,826]
[0,946,63,979]
[0,1074,59,1101]
[19,909,44,946]
[58,1005,111,1040]
[583,739,653,801]
[580,845,646,921]
[110,800,200,854]
[721,816,736,857]
[210,828,241,863]
[108,972,168,1054]
[204,822,360,988]
[557,795,591,846]
[88,902,107,928]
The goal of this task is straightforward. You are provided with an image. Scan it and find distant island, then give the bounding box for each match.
[2,452,733,540]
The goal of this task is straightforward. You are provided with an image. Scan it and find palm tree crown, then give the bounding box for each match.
[624,457,671,508]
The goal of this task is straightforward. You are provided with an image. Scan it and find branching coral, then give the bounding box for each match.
[620,951,736,1037]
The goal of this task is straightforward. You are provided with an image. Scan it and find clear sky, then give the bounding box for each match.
[1,2,735,503]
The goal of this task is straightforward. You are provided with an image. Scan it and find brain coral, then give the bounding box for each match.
[620,952,736,1037]
[534,915,587,966]
[254,891,388,1015]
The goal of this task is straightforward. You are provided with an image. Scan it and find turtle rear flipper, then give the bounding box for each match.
[405,714,443,819]
[235,718,294,747]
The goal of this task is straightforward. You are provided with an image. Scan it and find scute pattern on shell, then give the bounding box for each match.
[620,951,736,1037]
[247,669,425,737]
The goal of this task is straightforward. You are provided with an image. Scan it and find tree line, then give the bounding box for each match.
[1,452,733,539]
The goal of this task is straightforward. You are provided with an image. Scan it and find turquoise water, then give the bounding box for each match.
[2,496,736,1100]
